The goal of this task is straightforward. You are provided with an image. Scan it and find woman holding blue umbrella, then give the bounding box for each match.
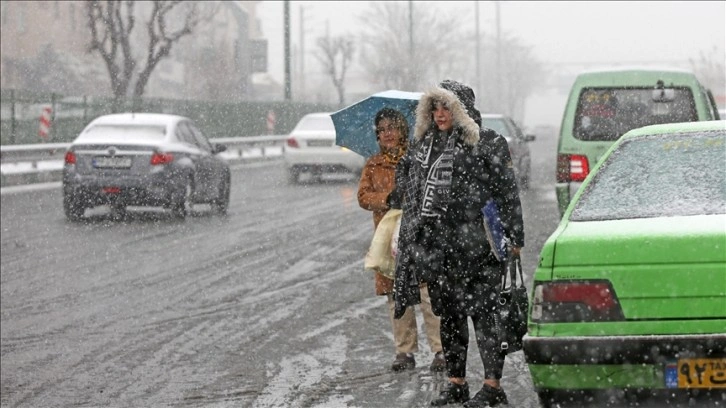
[357,107,445,373]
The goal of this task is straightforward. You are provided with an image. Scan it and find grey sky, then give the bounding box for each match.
[256,0,725,125]
[258,1,724,80]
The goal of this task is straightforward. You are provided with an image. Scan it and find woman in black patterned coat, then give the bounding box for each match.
[390,80,524,408]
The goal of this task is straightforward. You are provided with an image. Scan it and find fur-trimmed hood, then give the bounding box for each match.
[414,86,481,146]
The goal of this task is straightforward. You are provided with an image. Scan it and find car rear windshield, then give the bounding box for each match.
[573,87,698,141]
[294,116,334,131]
[80,124,167,142]
[482,118,512,137]
[570,131,726,221]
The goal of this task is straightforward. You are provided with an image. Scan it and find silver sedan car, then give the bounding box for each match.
[62,113,231,221]
[481,113,536,189]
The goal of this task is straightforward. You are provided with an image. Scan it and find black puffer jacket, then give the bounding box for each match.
[393,82,524,318]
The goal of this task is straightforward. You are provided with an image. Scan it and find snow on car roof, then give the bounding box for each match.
[88,113,187,127]
[74,113,188,145]
[577,66,695,76]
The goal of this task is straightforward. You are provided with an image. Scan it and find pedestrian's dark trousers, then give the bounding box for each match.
[439,293,505,380]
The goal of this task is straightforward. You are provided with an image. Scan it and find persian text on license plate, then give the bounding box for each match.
[94,156,132,169]
[667,358,726,388]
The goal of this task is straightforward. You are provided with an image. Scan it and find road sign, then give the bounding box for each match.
[38,106,52,140]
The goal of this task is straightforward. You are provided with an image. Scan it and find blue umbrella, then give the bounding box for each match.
[331,90,423,158]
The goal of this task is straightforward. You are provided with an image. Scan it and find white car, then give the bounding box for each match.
[283,112,365,183]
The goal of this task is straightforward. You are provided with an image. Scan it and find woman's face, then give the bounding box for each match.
[433,102,453,132]
[376,118,403,150]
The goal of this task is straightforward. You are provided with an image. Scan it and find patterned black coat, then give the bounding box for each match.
[392,85,525,318]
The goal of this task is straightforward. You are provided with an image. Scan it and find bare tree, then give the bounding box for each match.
[316,35,355,106]
[355,2,546,119]
[356,2,466,91]
[86,0,217,103]
[690,46,726,101]
[482,35,547,120]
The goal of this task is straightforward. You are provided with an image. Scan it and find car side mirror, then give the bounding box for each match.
[212,143,227,154]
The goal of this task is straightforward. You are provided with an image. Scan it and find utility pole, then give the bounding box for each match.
[284,0,291,101]
[408,0,414,90]
[299,5,305,100]
[495,0,502,111]
[475,1,480,99]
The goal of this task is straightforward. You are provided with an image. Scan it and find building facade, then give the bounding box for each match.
[0,0,270,101]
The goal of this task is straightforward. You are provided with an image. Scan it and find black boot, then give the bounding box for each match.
[391,353,415,371]
[431,381,469,406]
[463,384,508,407]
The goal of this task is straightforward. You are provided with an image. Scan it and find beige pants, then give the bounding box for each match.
[386,284,442,354]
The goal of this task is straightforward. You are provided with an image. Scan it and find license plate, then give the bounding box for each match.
[306,140,332,147]
[671,358,726,388]
[94,156,132,169]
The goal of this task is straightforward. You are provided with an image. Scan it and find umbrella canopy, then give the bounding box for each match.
[331,90,423,158]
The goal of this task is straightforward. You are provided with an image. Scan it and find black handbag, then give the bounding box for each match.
[497,253,529,354]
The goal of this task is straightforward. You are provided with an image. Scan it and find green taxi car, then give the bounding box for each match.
[525,120,726,406]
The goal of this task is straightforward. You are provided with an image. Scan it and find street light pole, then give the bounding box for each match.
[495,0,501,111]
[284,0,291,101]
[408,0,414,90]
[475,1,480,99]
[299,5,305,100]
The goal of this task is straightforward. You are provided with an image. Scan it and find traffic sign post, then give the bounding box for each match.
[266,110,276,135]
[38,106,52,140]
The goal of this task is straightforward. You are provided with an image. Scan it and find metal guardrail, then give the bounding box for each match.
[0,135,288,163]
[0,134,289,187]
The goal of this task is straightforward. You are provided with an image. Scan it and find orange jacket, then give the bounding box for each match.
[358,153,397,295]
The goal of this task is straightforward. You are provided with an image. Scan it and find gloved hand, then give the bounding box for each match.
[386,187,402,209]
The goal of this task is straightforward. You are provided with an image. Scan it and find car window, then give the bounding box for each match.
[570,131,726,221]
[707,89,721,120]
[81,124,166,142]
[188,123,213,152]
[573,87,698,141]
[482,118,512,137]
[176,122,197,146]
[294,115,334,131]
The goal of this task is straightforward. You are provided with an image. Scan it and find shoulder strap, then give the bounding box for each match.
[501,253,525,290]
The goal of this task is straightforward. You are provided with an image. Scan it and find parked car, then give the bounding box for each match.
[524,120,726,407]
[283,112,365,183]
[555,68,721,217]
[481,113,535,189]
[62,113,231,221]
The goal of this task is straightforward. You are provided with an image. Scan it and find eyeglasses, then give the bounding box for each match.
[376,125,397,135]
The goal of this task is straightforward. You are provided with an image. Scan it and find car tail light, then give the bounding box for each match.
[531,280,624,323]
[556,154,589,182]
[64,151,76,165]
[286,137,299,148]
[150,152,174,165]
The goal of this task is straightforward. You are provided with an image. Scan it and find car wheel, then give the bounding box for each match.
[110,203,127,219]
[172,179,193,219]
[63,193,85,221]
[519,173,530,190]
[536,390,555,408]
[212,173,230,215]
[288,169,299,184]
